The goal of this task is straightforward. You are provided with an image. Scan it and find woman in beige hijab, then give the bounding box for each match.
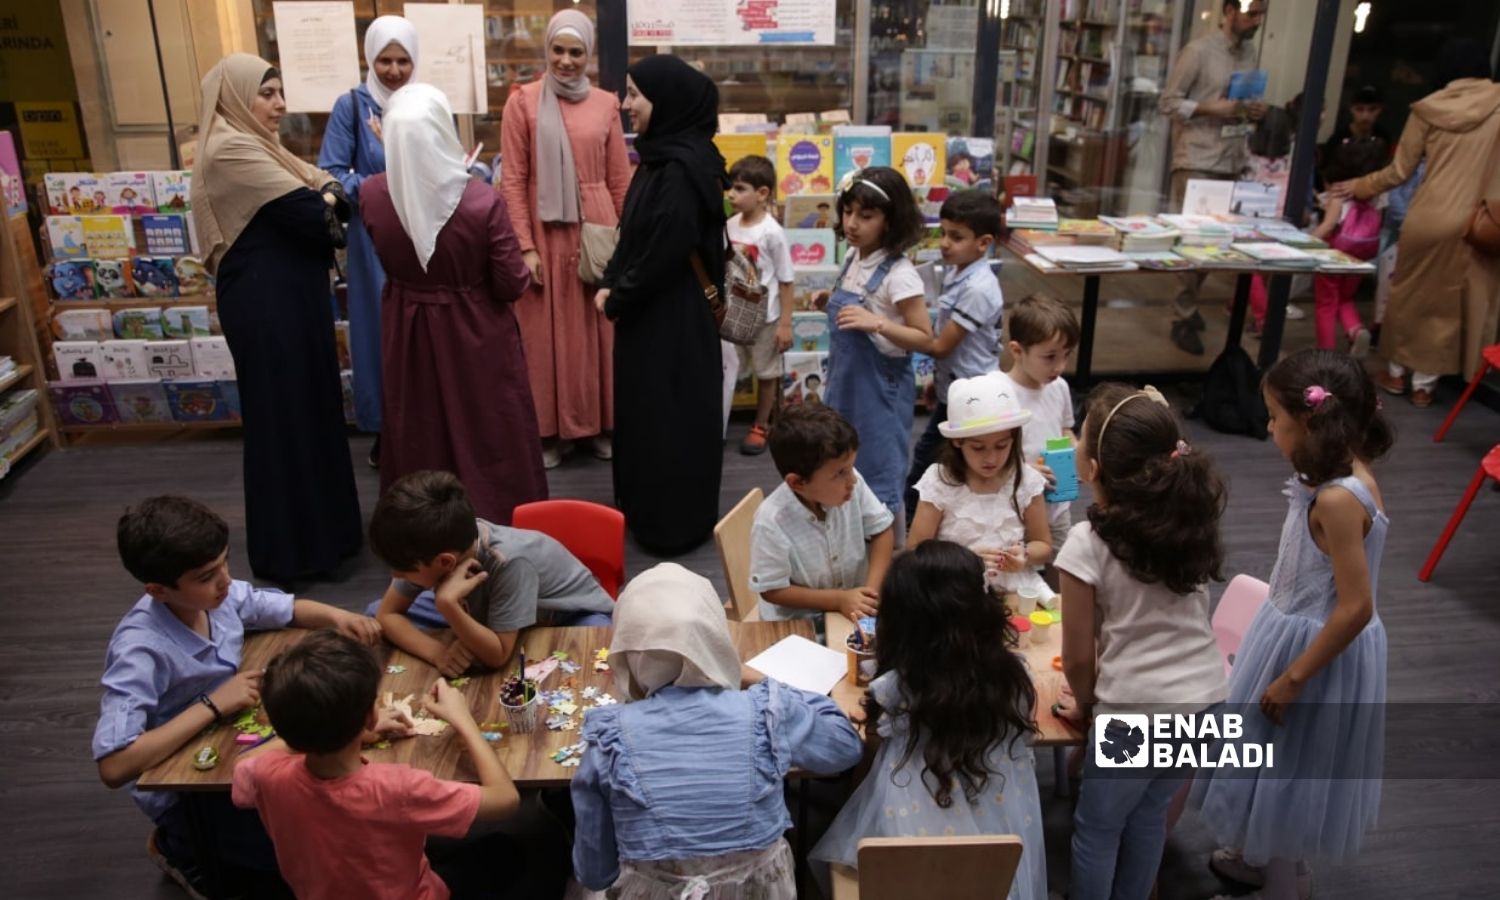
[191,53,362,585]
[569,563,862,898]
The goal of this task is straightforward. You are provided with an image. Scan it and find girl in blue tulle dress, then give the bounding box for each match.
[1193,350,1392,900]
[811,541,1047,900]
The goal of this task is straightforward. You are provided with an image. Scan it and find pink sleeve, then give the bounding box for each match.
[604,104,632,220]
[499,90,536,253]
[395,767,482,838]
[230,749,273,809]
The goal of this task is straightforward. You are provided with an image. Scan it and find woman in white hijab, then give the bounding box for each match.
[191,53,362,585]
[359,83,545,525]
[569,563,863,898]
[318,15,419,464]
[500,9,632,469]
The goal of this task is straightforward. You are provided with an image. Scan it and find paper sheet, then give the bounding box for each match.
[404,3,487,114]
[272,2,360,113]
[745,635,846,695]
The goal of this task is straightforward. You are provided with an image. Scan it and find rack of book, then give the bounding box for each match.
[997,0,1047,179]
[0,210,59,479]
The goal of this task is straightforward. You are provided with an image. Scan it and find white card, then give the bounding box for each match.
[745,635,847,696]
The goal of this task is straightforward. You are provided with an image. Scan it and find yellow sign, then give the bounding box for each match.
[15,102,85,159]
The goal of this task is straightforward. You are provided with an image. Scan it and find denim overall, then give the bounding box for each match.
[824,255,915,520]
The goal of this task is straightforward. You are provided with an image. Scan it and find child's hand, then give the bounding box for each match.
[434,559,487,614]
[1032,458,1057,489]
[210,669,263,715]
[423,679,477,729]
[999,543,1028,573]
[1259,672,1303,725]
[836,305,882,334]
[775,321,793,353]
[363,705,416,743]
[437,639,476,678]
[839,587,880,622]
[334,610,382,646]
[811,290,832,311]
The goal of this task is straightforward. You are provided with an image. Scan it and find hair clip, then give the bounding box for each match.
[1171,439,1191,459]
[837,169,890,201]
[1304,385,1331,409]
[1141,385,1169,407]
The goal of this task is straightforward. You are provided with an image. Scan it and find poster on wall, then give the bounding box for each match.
[628,0,836,47]
[403,3,487,114]
[271,2,360,113]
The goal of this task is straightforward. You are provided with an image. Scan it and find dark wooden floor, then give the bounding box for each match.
[1,353,1497,898]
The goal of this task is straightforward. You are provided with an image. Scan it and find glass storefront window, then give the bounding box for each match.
[867,0,979,134]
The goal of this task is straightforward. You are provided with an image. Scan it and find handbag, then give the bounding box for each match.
[691,234,765,345]
[578,222,618,284]
[1463,144,1500,257]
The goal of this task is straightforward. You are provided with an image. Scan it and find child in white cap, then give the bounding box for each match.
[907,371,1052,596]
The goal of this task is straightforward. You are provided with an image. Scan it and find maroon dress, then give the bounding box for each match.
[360,176,546,522]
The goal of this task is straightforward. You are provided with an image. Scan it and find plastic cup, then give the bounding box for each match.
[500,680,541,734]
[845,631,876,687]
[1009,615,1032,638]
[1016,585,1041,617]
[1029,611,1054,647]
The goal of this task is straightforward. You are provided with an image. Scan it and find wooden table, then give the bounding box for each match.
[138,620,815,792]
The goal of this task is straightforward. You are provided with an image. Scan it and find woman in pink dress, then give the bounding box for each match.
[501,9,631,469]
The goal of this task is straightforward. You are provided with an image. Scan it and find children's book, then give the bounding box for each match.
[164,378,231,422]
[162,306,212,339]
[790,311,830,353]
[1230,180,1280,219]
[94,259,135,298]
[189,335,236,379]
[913,351,937,393]
[174,256,213,295]
[1122,251,1195,271]
[109,379,173,424]
[1254,221,1328,249]
[1181,179,1234,216]
[914,185,950,227]
[791,265,840,312]
[151,171,192,212]
[42,173,74,215]
[832,126,892,185]
[713,133,770,171]
[785,229,836,268]
[72,173,106,213]
[782,351,829,405]
[144,339,195,378]
[1099,215,1176,236]
[774,134,835,197]
[48,260,96,300]
[945,137,994,192]
[53,341,104,382]
[83,215,133,259]
[1305,248,1376,274]
[891,133,946,188]
[100,340,152,381]
[47,380,118,426]
[782,194,836,230]
[1173,245,1256,268]
[46,216,87,259]
[142,214,191,255]
[131,257,180,298]
[106,172,156,215]
[1231,242,1320,269]
[113,307,164,340]
[52,308,112,341]
[1227,69,1269,101]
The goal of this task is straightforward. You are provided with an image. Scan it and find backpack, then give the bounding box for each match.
[1190,344,1268,438]
[1330,199,1381,261]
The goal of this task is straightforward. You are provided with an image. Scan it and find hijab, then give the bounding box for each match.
[363,16,419,110]
[191,54,330,274]
[535,10,596,224]
[608,563,741,701]
[382,84,471,271]
[627,55,729,215]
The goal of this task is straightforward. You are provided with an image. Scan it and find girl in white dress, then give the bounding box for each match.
[908,371,1052,597]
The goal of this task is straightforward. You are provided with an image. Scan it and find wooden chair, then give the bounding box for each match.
[713,488,763,622]
[830,835,1025,900]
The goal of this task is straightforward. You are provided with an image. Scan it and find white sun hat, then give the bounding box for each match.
[939,372,1032,438]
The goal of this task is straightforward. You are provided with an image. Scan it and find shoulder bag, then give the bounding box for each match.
[692,231,765,345]
[1463,140,1500,257]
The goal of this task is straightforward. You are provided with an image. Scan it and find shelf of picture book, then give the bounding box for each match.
[41,170,211,302]
[0,380,43,479]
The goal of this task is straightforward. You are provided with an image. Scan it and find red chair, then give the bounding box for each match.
[1433,343,1500,442]
[512,499,626,598]
[1419,445,1500,582]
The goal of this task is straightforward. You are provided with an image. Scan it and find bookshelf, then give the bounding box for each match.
[0,212,61,480]
[997,1,1047,178]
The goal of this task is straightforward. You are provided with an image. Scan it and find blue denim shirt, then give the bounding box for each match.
[570,679,863,890]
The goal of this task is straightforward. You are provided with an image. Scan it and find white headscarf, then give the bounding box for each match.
[363,16,419,110]
[609,563,741,701]
[382,83,469,271]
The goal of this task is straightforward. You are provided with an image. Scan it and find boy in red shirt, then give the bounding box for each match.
[233,630,520,899]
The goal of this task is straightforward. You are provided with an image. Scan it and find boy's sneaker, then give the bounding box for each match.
[740,424,769,455]
[147,828,211,900]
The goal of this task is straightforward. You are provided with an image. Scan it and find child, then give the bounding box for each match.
[1055,383,1229,900]
[726,155,796,455]
[94,496,381,895]
[370,470,614,676]
[572,562,863,896]
[810,542,1046,900]
[903,189,1006,519]
[908,372,1052,597]
[1001,294,1080,560]
[749,403,895,626]
[1310,137,1388,357]
[820,165,932,531]
[234,630,521,899]
[1193,350,1391,900]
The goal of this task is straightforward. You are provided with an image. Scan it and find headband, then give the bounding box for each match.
[837,169,891,202]
[1095,385,1170,464]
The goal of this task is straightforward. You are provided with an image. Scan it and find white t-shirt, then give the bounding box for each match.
[838,248,926,357]
[727,213,796,322]
[1054,522,1227,715]
[1001,370,1074,522]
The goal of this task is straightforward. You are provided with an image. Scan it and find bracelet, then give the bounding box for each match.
[197,693,223,721]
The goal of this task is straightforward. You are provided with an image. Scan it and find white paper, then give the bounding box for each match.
[628,0,836,47]
[272,2,360,113]
[745,635,846,695]
[1181,178,1235,216]
[404,3,487,114]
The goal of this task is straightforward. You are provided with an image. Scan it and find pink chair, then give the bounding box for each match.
[1212,574,1270,677]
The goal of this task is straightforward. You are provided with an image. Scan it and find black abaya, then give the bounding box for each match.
[216,187,362,581]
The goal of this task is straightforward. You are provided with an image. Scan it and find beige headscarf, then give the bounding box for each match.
[191,54,332,273]
[535,10,596,224]
[609,563,741,701]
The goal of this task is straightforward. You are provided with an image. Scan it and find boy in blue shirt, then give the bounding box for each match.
[903,189,1006,519]
[94,495,380,897]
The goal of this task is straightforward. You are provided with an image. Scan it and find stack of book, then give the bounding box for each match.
[1009,228,1076,255]
[1305,248,1376,274]
[1099,216,1181,252]
[1006,197,1059,230]
[1232,242,1321,270]
[0,355,15,382]
[1058,218,1119,248]
[1253,221,1328,250]
[1035,245,1133,272]
[1157,214,1233,247]
[1122,251,1194,271]
[1173,245,1255,268]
